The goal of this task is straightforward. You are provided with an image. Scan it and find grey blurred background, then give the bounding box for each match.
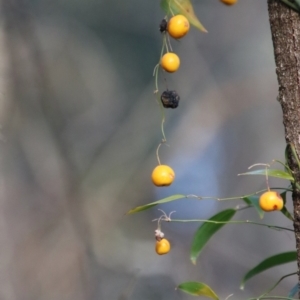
[0,0,296,299]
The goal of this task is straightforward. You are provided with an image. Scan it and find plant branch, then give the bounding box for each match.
[167,219,294,232]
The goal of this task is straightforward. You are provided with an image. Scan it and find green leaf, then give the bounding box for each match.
[243,195,264,219]
[285,143,294,172]
[126,194,185,214]
[177,282,219,299]
[281,206,294,221]
[290,143,300,169]
[240,251,297,289]
[288,283,299,298]
[281,191,287,204]
[285,144,289,167]
[190,209,236,264]
[239,169,294,181]
[160,0,207,32]
[280,0,300,12]
[280,192,294,221]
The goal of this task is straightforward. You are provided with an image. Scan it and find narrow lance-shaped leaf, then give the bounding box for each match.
[239,168,294,181]
[285,143,290,172]
[290,143,300,169]
[243,195,264,219]
[280,192,293,221]
[126,194,185,214]
[160,0,207,32]
[281,206,293,221]
[284,144,295,175]
[278,0,300,12]
[190,209,236,265]
[177,282,219,299]
[296,0,300,11]
[240,251,297,289]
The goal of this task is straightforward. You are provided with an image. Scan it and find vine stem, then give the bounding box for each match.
[153,64,159,93]
[155,142,169,165]
[256,272,297,300]
[166,219,294,232]
[273,159,292,174]
[185,187,292,201]
[266,164,270,191]
[247,297,297,300]
[153,33,168,142]
[158,96,167,142]
[247,163,271,191]
[156,143,162,165]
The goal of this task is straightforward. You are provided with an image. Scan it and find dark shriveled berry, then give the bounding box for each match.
[161,90,180,108]
[159,19,168,33]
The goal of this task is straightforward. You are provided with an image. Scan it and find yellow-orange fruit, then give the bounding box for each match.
[151,165,175,187]
[160,53,180,73]
[167,15,190,39]
[155,238,171,255]
[220,0,238,5]
[259,191,284,212]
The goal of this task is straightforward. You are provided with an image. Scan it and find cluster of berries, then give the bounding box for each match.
[150,15,190,255]
[152,164,174,255]
[151,180,284,257]
[151,15,191,188]
[159,14,190,109]
[151,0,240,255]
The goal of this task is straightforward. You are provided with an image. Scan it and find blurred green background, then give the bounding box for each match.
[0,0,296,299]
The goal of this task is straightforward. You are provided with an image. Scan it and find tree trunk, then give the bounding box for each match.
[268,0,300,297]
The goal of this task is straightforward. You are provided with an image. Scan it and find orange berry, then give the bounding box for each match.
[220,0,238,5]
[167,15,190,39]
[259,191,284,212]
[151,165,175,187]
[155,238,171,255]
[160,53,180,73]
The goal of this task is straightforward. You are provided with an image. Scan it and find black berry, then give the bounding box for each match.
[159,19,168,33]
[161,90,180,109]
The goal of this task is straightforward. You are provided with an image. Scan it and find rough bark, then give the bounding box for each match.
[268,0,300,297]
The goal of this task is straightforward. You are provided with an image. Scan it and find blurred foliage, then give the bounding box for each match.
[0,1,294,300]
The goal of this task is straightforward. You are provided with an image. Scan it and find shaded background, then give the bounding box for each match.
[0,0,296,299]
